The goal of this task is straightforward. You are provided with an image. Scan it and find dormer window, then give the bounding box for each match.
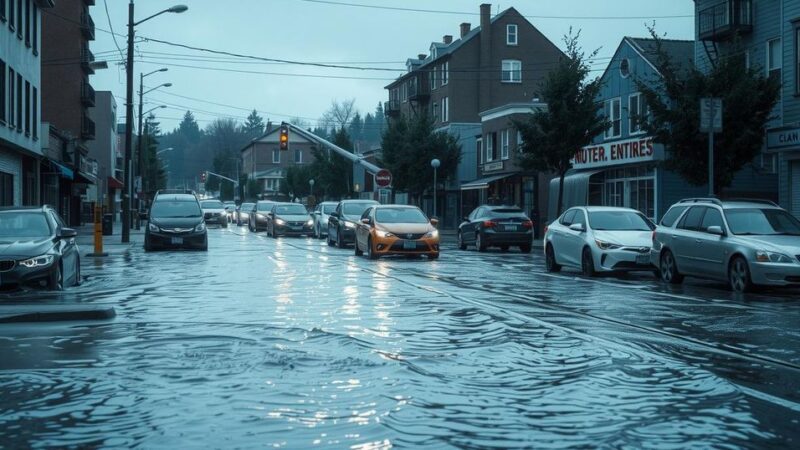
[430,44,438,59]
[507,24,518,46]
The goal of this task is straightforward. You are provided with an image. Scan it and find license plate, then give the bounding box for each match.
[636,254,649,265]
[403,240,416,250]
[171,237,184,245]
[291,227,302,231]
[503,225,516,232]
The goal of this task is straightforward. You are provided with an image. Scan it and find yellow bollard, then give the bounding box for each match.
[87,204,108,257]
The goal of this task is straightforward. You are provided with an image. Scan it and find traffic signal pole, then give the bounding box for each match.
[282,122,383,175]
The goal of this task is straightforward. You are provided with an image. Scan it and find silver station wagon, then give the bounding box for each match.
[651,198,800,292]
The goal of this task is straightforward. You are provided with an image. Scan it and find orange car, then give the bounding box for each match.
[354,205,440,260]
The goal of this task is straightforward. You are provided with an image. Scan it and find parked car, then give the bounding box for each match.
[651,198,800,292]
[0,206,80,290]
[544,206,655,276]
[354,205,439,260]
[236,202,255,226]
[223,201,236,223]
[200,199,228,228]
[267,203,314,237]
[311,201,338,239]
[144,194,208,251]
[248,200,276,232]
[458,205,534,253]
[328,199,380,248]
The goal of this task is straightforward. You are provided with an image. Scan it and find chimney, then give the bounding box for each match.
[479,4,492,112]
[418,54,427,60]
[460,23,471,38]
[443,35,453,45]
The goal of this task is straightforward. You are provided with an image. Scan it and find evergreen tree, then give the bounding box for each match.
[242,109,265,140]
[348,112,363,145]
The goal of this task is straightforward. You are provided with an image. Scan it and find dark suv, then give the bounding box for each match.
[145,194,208,251]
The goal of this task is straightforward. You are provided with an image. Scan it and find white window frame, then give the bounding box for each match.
[516,130,523,153]
[501,60,522,83]
[500,129,509,160]
[442,61,448,85]
[767,38,782,75]
[441,96,449,122]
[605,97,621,139]
[294,148,303,164]
[272,149,280,163]
[506,24,518,46]
[628,92,647,135]
[431,67,437,90]
[477,138,483,164]
[485,133,495,162]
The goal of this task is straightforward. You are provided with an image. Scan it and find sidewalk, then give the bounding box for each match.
[74,220,144,256]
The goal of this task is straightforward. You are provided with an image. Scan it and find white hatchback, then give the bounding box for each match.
[544,206,656,276]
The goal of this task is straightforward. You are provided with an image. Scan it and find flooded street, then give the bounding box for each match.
[2,227,800,448]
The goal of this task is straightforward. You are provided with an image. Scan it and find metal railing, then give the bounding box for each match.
[81,82,95,106]
[81,115,96,140]
[698,0,752,41]
[81,13,95,40]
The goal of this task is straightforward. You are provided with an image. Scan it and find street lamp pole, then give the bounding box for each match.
[135,102,167,230]
[122,1,187,243]
[431,158,440,218]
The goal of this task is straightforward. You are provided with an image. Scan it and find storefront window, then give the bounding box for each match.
[600,165,655,219]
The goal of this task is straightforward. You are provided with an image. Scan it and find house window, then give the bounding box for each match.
[628,93,648,134]
[517,130,523,153]
[605,97,621,139]
[441,96,448,122]
[24,80,29,135]
[501,129,510,159]
[32,86,36,139]
[0,60,5,124]
[477,138,483,164]
[767,38,782,86]
[24,0,29,46]
[8,67,14,128]
[619,58,630,78]
[501,60,522,83]
[1,0,5,22]
[442,61,448,85]
[8,0,14,30]
[760,153,777,174]
[15,72,21,131]
[506,24,518,45]
[485,132,497,162]
[31,3,36,54]
[431,67,438,90]
[272,149,280,163]
[16,0,21,39]
[294,149,302,163]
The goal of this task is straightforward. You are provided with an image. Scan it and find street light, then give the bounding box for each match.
[122,1,187,243]
[134,102,168,230]
[431,158,440,218]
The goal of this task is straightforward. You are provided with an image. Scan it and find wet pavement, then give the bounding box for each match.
[1,226,800,448]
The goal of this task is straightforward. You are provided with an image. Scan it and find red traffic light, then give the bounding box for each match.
[200,171,207,182]
[279,125,289,151]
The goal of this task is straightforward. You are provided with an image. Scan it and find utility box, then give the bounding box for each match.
[102,214,113,236]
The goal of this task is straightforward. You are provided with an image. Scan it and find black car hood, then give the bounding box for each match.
[151,217,203,228]
[0,237,55,259]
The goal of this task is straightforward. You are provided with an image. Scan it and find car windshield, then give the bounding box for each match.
[257,202,274,211]
[151,201,202,218]
[322,205,336,214]
[240,203,254,210]
[487,208,527,219]
[589,211,654,231]
[724,208,800,235]
[0,212,51,237]
[275,204,308,215]
[343,203,376,216]
[201,200,224,209]
[376,208,428,224]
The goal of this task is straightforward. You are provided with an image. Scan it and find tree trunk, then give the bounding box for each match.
[557,171,566,217]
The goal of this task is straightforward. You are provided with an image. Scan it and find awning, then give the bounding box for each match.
[47,159,74,180]
[548,170,602,220]
[107,176,124,189]
[74,171,96,184]
[460,173,515,191]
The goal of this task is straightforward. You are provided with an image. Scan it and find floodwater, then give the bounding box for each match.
[1,227,799,448]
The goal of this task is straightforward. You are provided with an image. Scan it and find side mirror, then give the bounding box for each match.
[707,225,725,236]
[430,218,439,227]
[361,217,371,225]
[59,227,77,239]
[569,223,585,232]
[139,211,149,221]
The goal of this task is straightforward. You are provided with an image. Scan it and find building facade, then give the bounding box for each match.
[40,0,96,225]
[694,0,800,217]
[1,0,53,207]
[241,126,318,199]
[384,3,563,228]
[87,90,121,219]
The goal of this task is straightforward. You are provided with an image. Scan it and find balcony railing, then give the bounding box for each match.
[81,45,95,74]
[81,82,96,107]
[407,75,430,101]
[384,100,400,117]
[81,115,96,140]
[81,13,95,40]
[698,0,752,41]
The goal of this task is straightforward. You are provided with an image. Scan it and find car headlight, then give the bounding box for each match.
[148,223,160,232]
[595,239,622,250]
[756,250,793,263]
[376,229,395,238]
[256,213,266,219]
[424,229,439,239]
[275,218,286,225]
[19,254,55,268]
[306,219,314,226]
[344,221,356,229]
[195,222,206,232]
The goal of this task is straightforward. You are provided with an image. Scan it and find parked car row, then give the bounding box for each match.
[543,198,800,293]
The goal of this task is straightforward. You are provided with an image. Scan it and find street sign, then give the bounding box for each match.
[375,169,392,187]
[700,98,723,133]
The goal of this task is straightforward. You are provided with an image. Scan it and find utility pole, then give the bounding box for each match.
[122,0,135,243]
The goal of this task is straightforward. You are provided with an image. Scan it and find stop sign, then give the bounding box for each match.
[375,169,392,187]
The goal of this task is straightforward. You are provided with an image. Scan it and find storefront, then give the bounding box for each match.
[767,126,800,218]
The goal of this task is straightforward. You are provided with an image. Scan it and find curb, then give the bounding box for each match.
[0,306,116,323]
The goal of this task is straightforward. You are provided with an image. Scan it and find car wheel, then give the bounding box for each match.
[457,232,467,250]
[729,256,753,293]
[271,224,278,238]
[476,232,487,252]
[327,232,335,246]
[144,236,153,252]
[581,247,596,277]
[519,244,532,254]
[354,239,363,256]
[48,262,63,291]
[660,250,684,284]
[367,237,378,260]
[337,228,346,248]
[545,244,561,272]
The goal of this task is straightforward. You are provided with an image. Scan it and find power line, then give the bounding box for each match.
[103,0,125,62]
[296,0,693,20]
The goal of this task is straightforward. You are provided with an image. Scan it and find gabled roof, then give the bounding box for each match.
[600,36,693,81]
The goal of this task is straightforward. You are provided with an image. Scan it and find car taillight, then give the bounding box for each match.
[482,220,496,228]
[522,220,533,228]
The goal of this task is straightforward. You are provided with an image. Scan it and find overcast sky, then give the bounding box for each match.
[88,0,695,132]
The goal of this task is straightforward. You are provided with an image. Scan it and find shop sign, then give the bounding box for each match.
[572,136,662,169]
[767,127,800,150]
[483,162,503,172]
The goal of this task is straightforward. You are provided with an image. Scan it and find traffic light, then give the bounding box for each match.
[200,171,207,183]
[279,124,289,151]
